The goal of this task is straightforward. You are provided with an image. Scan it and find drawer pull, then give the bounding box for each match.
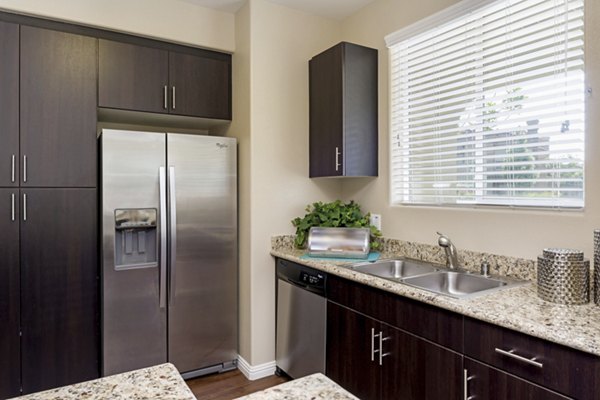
[494,348,543,368]
[371,328,380,362]
[379,333,391,366]
[463,369,475,400]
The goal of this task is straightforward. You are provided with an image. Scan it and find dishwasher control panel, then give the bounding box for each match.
[277,259,327,296]
[299,271,324,286]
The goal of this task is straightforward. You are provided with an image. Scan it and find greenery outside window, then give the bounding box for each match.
[385,0,585,208]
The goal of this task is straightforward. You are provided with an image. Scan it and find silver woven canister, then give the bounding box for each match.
[594,230,600,305]
[537,251,589,305]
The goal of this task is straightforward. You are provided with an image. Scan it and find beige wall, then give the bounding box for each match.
[0,0,235,51]
[340,0,600,261]
[229,1,253,362]
[228,0,342,366]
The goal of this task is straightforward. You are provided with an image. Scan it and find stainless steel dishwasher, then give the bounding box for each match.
[276,259,327,379]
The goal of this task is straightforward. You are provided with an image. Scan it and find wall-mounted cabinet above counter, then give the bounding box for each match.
[99,40,231,120]
[309,42,378,178]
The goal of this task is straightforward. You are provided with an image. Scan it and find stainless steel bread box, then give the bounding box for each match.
[307,227,370,259]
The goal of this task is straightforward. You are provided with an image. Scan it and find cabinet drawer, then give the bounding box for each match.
[464,358,570,400]
[464,317,600,399]
[328,274,462,352]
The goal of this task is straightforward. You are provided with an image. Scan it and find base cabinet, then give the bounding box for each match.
[464,358,569,400]
[327,302,381,399]
[327,301,462,400]
[320,270,600,400]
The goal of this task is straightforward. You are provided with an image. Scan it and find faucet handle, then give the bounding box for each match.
[437,232,450,246]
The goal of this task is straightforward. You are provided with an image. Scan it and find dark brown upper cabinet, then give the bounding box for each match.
[99,40,232,120]
[169,51,231,120]
[20,26,97,188]
[0,21,19,188]
[309,42,378,178]
[99,40,169,114]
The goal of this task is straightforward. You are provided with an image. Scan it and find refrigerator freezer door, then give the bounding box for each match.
[101,129,168,376]
[167,134,237,373]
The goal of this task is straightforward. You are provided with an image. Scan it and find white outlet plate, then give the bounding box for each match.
[370,214,381,231]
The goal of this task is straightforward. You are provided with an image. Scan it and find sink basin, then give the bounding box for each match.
[351,259,438,280]
[403,271,522,299]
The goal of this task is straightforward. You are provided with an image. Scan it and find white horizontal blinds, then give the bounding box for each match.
[388,0,585,208]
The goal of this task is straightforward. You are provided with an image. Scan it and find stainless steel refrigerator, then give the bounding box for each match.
[100,129,237,378]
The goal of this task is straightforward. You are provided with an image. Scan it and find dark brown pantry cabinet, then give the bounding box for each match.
[20,26,97,188]
[0,21,99,398]
[309,42,378,178]
[0,21,19,188]
[99,39,232,120]
[0,189,20,399]
[20,189,98,394]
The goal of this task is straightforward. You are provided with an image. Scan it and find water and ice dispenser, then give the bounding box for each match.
[114,209,158,270]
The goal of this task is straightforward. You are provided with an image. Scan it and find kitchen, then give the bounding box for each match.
[0,0,598,399]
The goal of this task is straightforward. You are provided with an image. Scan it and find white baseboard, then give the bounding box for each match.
[237,355,276,381]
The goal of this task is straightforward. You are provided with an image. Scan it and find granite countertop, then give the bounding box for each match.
[234,373,358,400]
[12,363,196,400]
[271,244,600,358]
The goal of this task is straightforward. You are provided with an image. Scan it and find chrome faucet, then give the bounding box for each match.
[437,232,459,269]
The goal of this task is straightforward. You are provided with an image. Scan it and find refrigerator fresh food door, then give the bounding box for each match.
[166,134,238,373]
[101,129,168,376]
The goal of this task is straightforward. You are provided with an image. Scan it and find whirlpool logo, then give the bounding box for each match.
[216,143,229,149]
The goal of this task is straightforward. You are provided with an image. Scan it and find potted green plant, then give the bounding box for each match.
[291,200,382,250]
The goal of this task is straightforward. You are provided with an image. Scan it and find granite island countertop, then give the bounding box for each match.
[234,373,358,400]
[11,363,196,400]
[271,242,600,358]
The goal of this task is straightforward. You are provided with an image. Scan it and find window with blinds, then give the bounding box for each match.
[386,0,585,208]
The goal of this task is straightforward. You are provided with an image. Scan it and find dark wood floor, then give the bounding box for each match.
[186,369,290,400]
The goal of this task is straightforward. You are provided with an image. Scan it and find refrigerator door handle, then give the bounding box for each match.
[168,166,177,306]
[159,166,168,309]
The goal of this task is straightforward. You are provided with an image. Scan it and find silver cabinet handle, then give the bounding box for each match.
[163,85,168,110]
[172,86,176,110]
[494,348,543,368]
[23,155,27,183]
[335,147,341,171]
[379,332,391,366]
[11,193,15,222]
[158,167,167,309]
[463,369,475,400]
[11,154,15,183]
[23,193,27,221]
[371,328,380,362]
[168,166,177,306]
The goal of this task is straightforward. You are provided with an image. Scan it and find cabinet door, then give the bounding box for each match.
[0,22,19,187]
[464,358,570,400]
[20,26,97,187]
[21,189,98,394]
[169,52,231,119]
[327,302,380,399]
[0,189,20,398]
[99,39,169,114]
[381,324,462,400]
[309,44,343,177]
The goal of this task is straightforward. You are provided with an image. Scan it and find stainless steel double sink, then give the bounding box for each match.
[349,258,526,299]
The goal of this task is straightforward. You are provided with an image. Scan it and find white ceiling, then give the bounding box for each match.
[181,0,376,20]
